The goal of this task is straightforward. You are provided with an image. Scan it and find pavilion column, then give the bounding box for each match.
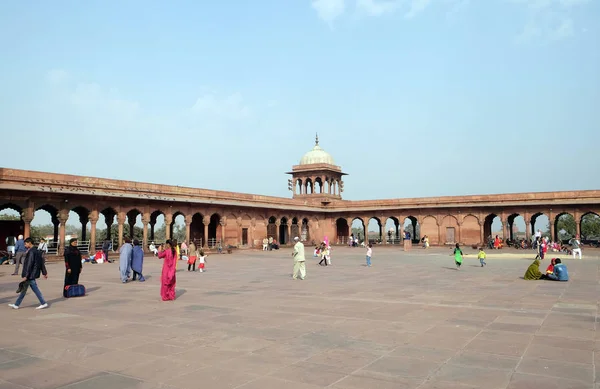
[362,218,368,243]
[203,216,210,247]
[438,222,444,246]
[80,214,88,241]
[457,222,462,244]
[250,219,256,247]
[21,206,33,238]
[479,222,484,246]
[106,217,113,240]
[52,216,59,242]
[142,213,150,251]
[275,221,281,244]
[58,211,69,255]
[185,215,192,244]
[117,213,126,248]
[525,222,532,242]
[550,222,555,241]
[89,211,99,252]
[220,218,226,245]
[381,217,388,244]
[164,214,173,240]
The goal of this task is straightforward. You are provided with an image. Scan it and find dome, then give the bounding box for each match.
[299,135,336,165]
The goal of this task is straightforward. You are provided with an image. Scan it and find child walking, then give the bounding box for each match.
[454,243,463,269]
[198,251,207,272]
[366,244,372,267]
[478,247,486,267]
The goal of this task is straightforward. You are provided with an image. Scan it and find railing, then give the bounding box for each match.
[207,238,221,248]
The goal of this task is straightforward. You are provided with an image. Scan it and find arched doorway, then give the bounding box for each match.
[301,218,310,242]
[280,217,289,244]
[336,218,349,244]
[367,218,381,244]
[484,214,503,246]
[351,218,365,242]
[554,213,576,242]
[403,216,419,243]
[530,212,549,240]
[384,217,400,244]
[190,213,205,246]
[208,214,221,247]
[267,216,277,240]
[0,204,23,253]
[507,213,526,242]
[291,218,300,240]
[581,212,600,241]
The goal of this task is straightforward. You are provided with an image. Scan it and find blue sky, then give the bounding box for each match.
[1,0,599,210]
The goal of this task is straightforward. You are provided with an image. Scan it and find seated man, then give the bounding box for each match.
[546,258,569,281]
[149,242,158,256]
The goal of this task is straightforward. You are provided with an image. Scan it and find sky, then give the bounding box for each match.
[1,0,599,215]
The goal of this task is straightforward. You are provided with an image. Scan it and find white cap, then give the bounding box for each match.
[294,237,300,241]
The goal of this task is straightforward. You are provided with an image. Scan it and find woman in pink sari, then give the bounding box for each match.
[158,240,177,301]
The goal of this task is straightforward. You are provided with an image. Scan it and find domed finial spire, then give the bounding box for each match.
[315,133,319,146]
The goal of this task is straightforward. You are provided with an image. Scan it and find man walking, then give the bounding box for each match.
[9,237,48,310]
[292,237,306,280]
[569,234,583,259]
[11,235,26,275]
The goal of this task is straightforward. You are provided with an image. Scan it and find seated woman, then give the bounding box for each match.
[540,258,556,279]
[524,259,543,280]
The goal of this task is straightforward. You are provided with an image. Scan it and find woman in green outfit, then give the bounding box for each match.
[524,259,543,280]
[454,243,463,269]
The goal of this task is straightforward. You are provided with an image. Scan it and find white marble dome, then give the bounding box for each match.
[299,136,335,165]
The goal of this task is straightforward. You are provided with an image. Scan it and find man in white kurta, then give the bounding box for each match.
[292,237,306,280]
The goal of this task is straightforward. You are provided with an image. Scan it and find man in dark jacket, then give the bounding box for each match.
[9,238,48,310]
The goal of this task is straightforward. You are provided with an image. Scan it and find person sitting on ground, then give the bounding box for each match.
[149,242,158,256]
[545,258,569,281]
[540,258,556,279]
[524,259,543,280]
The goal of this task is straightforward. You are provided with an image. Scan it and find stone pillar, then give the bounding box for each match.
[525,222,532,242]
[164,214,173,240]
[117,213,126,247]
[438,222,444,246]
[89,211,99,252]
[203,216,210,247]
[549,222,555,241]
[479,221,484,246]
[142,213,150,250]
[457,222,462,244]
[250,218,256,247]
[80,214,88,241]
[220,218,226,245]
[52,216,59,243]
[275,220,281,244]
[58,211,69,254]
[362,217,369,243]
[185,215,192,244]
[128,219,135,240]
[237,217,243,246]
[381,217,388,244]
[150,221,155,241]
[21,207,33,238]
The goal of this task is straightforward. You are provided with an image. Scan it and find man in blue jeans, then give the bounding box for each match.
[9,237,49,310]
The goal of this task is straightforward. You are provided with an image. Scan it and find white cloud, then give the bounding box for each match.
[404,0,432,19]
[356,0,401,16]
[512,0,590,42]
[311,0,346,25]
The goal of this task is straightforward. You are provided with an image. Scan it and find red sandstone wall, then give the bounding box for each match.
[421,216,439,245]
[461,215,481,245]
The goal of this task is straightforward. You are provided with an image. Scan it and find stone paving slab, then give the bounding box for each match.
[0,246,598,389]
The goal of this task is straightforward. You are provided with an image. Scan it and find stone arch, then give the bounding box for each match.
[171,211,186,242]
[314,177,323,194]
[267,216,277,239]
[296,179,303,194]
[336,218,349,244]
[367,217,382,243]
[403,216,420,242]
[70,205,91,241]
[190,212,205,246]
[0,203,24,245]
[351,217,366,242]
[125,208,143,241]
[462,214,480,245]
[100,207,118,241]
[484,213,502,245]
[384,216,400,244]
[301,217,310,242]
[580,211,600,241]
[507,213,526,242]
[290,217,300,240]
[554,212,576,242]
[441,215,459,245]
[149,209,164,243]
[280,216,290,244]
[420,215,438,245]
[305,179,313,195]
[30,204,59,243]
[530,212,549,239]
[208,213,221,247]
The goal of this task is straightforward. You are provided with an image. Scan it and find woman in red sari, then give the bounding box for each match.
[158,240,177,301]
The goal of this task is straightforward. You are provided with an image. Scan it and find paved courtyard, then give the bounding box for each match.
[1,246,599,389]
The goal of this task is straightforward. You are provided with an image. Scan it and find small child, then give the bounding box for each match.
[478,247,486,267]
[454,243,463,269]
[198,251,207,272]
[366,244,372,267]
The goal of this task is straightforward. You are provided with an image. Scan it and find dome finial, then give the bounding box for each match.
[315,133,319,146]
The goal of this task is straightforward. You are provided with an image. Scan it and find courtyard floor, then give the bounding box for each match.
[0,246,599,389]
